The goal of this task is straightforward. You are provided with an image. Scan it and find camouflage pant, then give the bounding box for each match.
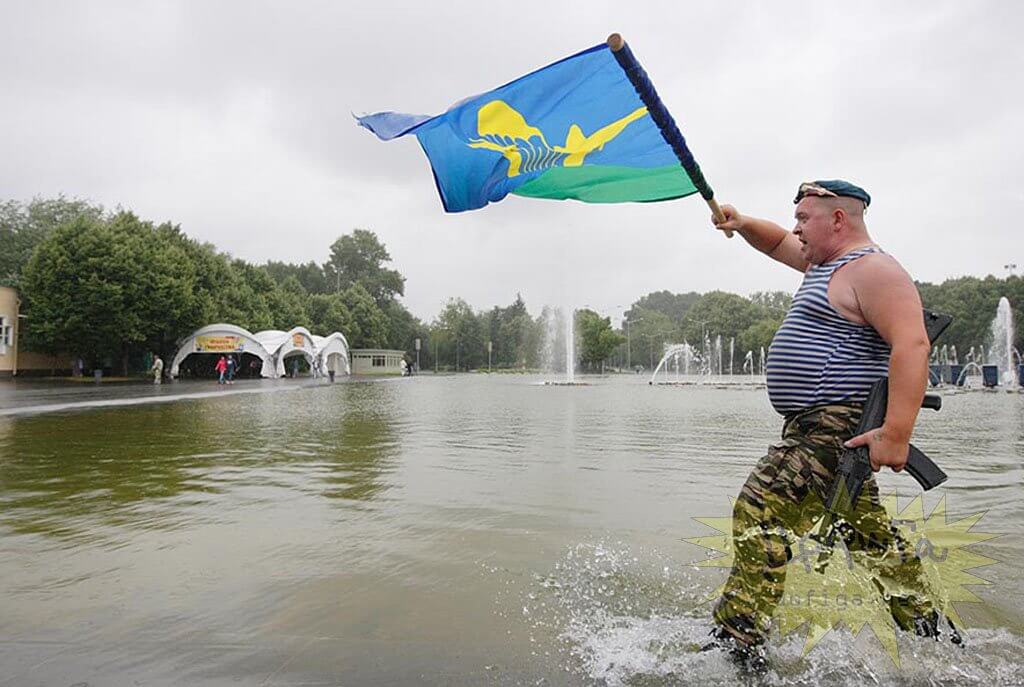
[712,404,934,645]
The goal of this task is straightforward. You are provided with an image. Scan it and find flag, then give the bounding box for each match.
[357,43,701,213]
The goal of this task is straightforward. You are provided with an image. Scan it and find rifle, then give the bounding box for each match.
[817,309,953,556]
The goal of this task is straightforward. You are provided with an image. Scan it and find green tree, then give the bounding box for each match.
[266,275,311,331]
[625,290,701,325]
[264,260,329,294]
[308,293,354,336]
[224,259,276,331]
[325,229,405,303]
[433,297,485,371]
[482,293,534,368]
[22,212,198,373]
[679,291,761,343]
[343,282,389,348]
[738,318,782,356]
[576,309,625,371]
[748,291,792,317]
[629,308,675,369]
[381,299,421,354]
[523,309,547,369]
[135,219,207,360]
[917,276,1020,358]
[0,196,105,287]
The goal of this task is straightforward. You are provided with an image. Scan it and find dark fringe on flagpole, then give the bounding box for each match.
[608,35,715,201]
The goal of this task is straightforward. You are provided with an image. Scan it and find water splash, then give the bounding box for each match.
[522,541,1024,686]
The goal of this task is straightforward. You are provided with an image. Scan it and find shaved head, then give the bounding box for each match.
[829,196,867,220]
[832,196,867,232]
[811,196,868,231]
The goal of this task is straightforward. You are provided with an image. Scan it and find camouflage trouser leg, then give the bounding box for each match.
[711,404,934,645]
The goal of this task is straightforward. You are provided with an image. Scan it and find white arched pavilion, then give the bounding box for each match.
[312,332,351,376]
[256,327,318,378]
[169,324,275,378]
[171,324,353,380]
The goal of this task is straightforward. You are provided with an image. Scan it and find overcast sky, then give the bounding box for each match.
[2,1,1021,322]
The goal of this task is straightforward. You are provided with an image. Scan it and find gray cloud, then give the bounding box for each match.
[1,0,1021,322]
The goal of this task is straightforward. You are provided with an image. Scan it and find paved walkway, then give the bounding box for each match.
[0,378,329,417]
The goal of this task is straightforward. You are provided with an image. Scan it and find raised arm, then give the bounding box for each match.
[712,205,809,272]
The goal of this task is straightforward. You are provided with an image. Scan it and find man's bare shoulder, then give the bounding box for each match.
[830,251,917,325]
[841,251,913,286]
[847,252,926,343]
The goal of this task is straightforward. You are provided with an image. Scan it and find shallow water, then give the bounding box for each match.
[0,375,1021,685]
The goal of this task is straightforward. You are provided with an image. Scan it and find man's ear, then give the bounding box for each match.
[832,208,846,232]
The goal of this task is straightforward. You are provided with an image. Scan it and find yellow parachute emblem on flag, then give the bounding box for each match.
[467,100,648,177]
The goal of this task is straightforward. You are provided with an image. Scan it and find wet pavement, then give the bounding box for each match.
[0,377,334,417]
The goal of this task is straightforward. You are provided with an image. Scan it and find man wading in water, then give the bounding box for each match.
[706,180,957,667]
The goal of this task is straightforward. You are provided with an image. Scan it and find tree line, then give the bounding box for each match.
[2,198,426,374]
[1,196,1019,375]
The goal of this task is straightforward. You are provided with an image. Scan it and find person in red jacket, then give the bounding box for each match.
[214,355,228,384]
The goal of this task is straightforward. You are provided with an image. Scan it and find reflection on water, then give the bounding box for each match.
[0,384,399,544]
[0,376,1021,685]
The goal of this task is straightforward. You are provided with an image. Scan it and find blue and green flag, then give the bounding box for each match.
[357,43,702,213]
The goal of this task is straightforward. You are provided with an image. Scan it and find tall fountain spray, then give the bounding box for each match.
[990,297,1017,386]
[715,335,723,377]
[541,306,558,373]
[565,307,575,384]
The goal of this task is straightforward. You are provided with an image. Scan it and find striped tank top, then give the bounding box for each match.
[766,246,891,415]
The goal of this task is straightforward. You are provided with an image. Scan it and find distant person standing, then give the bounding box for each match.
[226,355,237,384]
[150,354,163,385]
[215,355,228,384]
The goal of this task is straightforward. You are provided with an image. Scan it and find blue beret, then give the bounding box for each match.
[794,179,871,207]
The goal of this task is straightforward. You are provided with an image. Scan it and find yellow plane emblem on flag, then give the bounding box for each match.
[467,100,648,177]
